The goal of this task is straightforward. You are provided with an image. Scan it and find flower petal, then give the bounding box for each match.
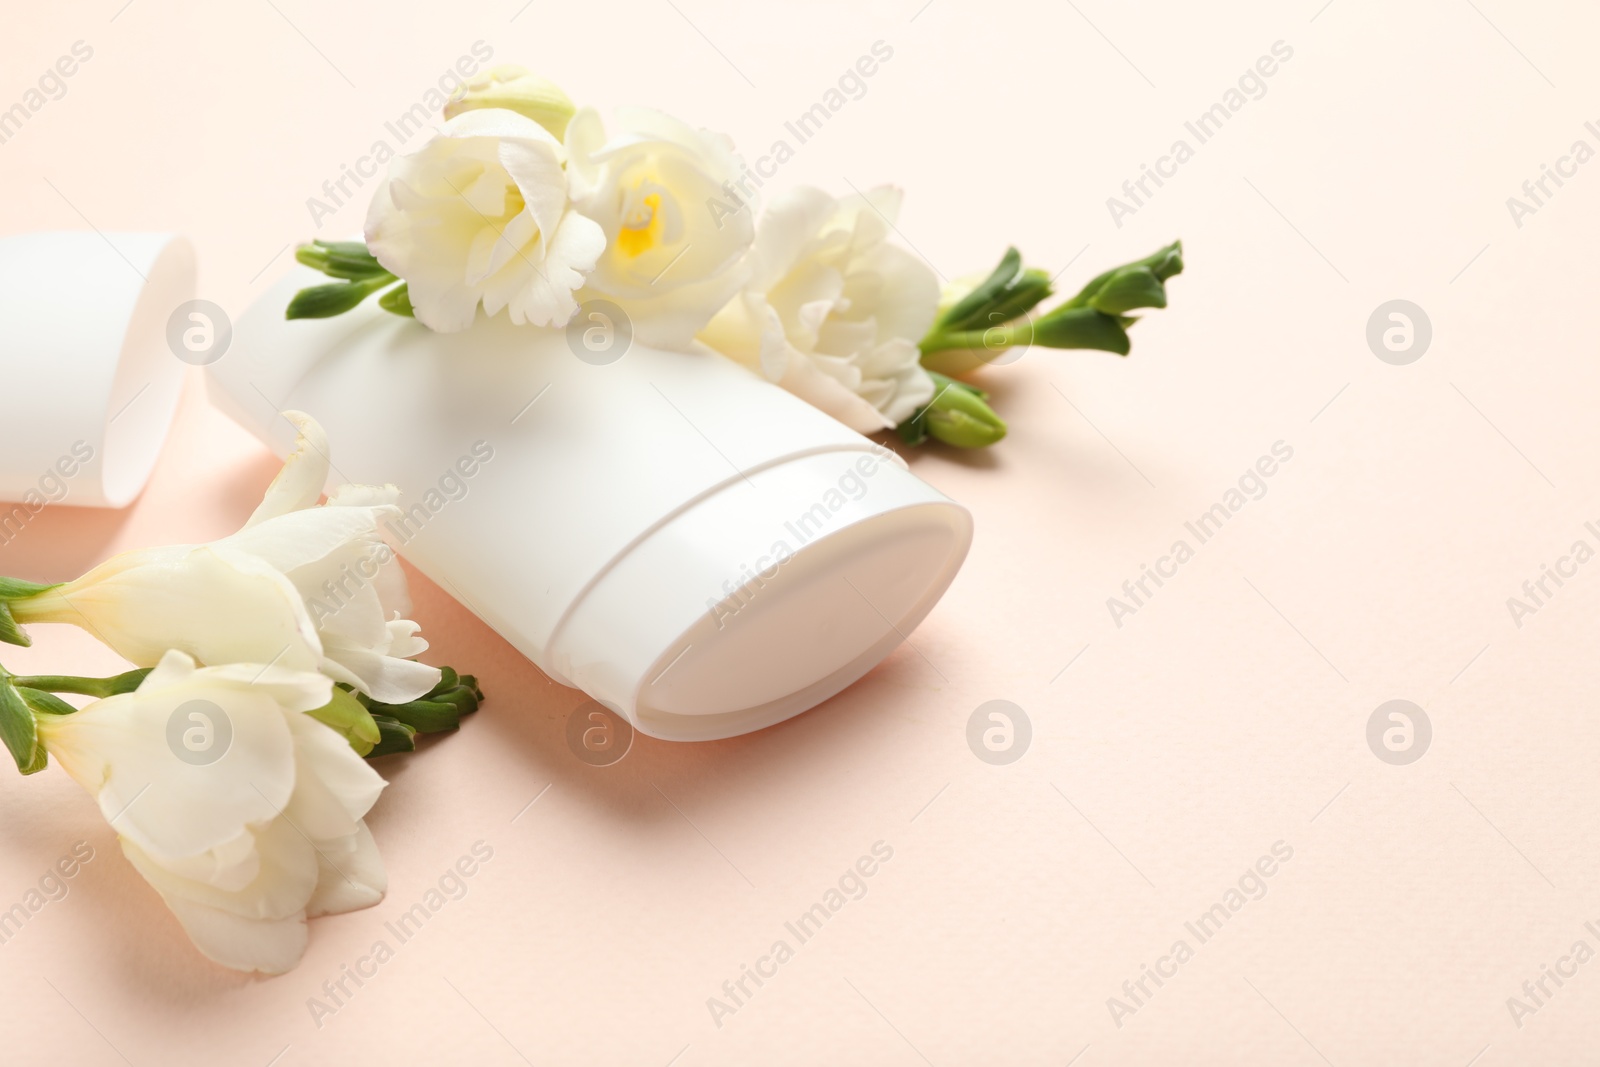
[306,822,387,918]
[26,546,323,682]
[245,412,330,527]
[121,816,319,924]
[224,503,397,577]
[121,825,316,975]
[285,709,387,833]
[696,184,938,431]
[321,641,441,704]
[367,105,591,333]
[506,209,605,327]
[774,344,895,432]
[41,682,298,864]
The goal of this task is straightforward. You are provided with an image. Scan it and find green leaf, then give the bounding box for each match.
[308,687,381,757]
[17,687,77,717]
[0,683,45,775]
[285,276,395,320]
[378,283,415,317]
[0,602,29,648]
[935,247,1022,332]
[365,715,418,758]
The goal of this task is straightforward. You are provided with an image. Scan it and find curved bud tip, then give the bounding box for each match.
[443,65,577,140]
[899,372,1007,448]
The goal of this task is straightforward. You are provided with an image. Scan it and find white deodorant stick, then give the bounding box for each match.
[209,267,971,740]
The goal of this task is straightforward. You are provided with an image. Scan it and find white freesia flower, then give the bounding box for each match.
[14,413,439,704]
[698,185,938,433]
[564,106,755,349]
[37,651,386,974]
[365,107,605,333]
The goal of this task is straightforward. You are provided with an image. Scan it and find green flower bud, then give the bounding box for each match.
[925,255,1055,375]
[346,666,485,753]
[287,240,417,323]
[307,687,382,757]
[1027,306,1134,355]
[365,715,418,758]
[983,268,1053,325]
[898,372,1007,448]
[285,275,396,320]
[932,249,1054,335]
[443,65,576,140]
[934,271,995,332]
[377,282,414,318]
[294,240,390,281]
[922,240,1182,366]
[371,698,459,734]
[1064,240,1183,315]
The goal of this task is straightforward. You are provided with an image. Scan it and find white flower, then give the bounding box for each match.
[13,413,439,704]
[564,106,756,349]
[37,651,386,974]
[697,185,938,433]
[365,107,605,333]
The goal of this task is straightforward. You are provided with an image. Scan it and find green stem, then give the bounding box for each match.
[919,323,1034,354]
[9,669,151,699]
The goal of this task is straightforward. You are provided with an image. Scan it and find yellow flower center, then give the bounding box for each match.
[503,185,526,220]
[616,189,664,257]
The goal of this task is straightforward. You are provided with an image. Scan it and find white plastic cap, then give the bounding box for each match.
[0,231,194,509]
[551,449,971,739]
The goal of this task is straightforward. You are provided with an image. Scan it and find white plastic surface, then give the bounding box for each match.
[0,231,194,508]
[210,265,972,739]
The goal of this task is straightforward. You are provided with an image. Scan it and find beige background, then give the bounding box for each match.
[2,0,1598,1063]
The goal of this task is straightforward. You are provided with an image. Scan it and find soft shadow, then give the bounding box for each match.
[903,442,1004,472]
[434,589,932,833]
[75,828,259,996]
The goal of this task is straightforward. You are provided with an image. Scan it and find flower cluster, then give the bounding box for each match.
[286,65,1183,448]
[0,413,481,974]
